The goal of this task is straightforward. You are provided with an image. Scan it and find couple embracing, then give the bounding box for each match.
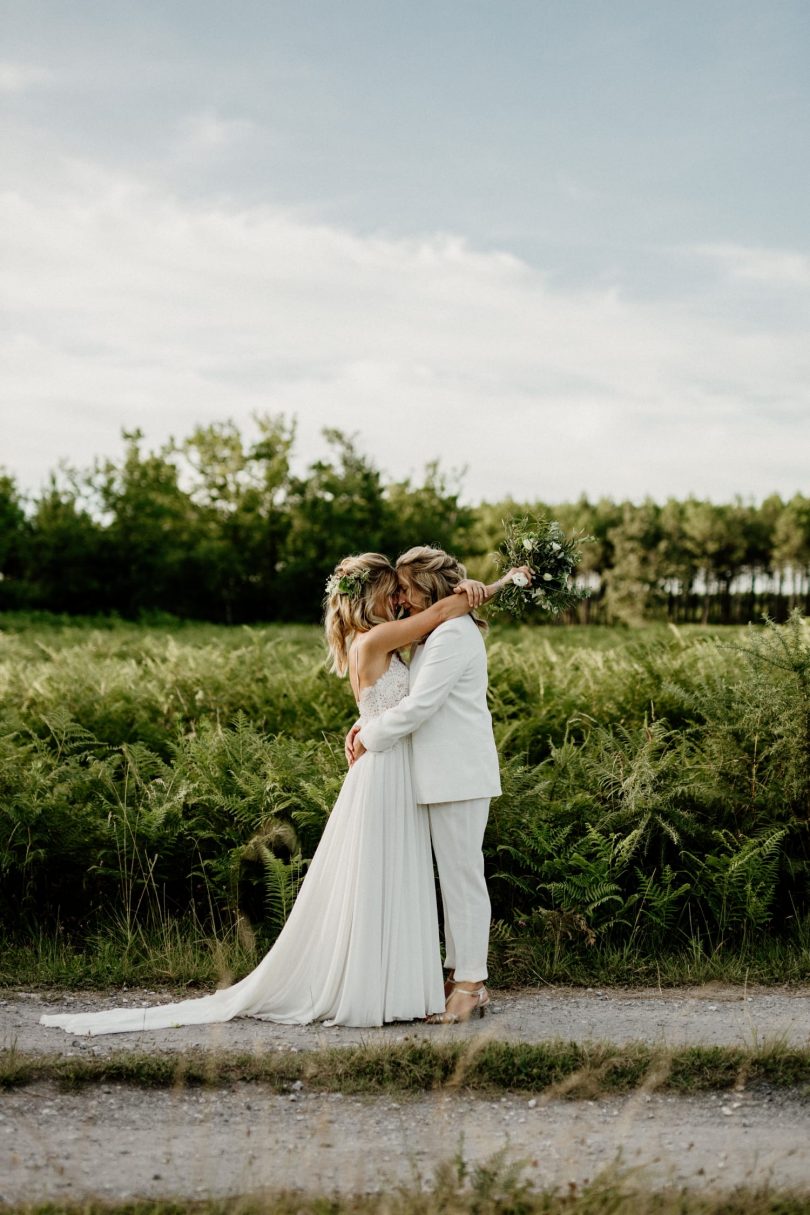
[41,546,527,1037]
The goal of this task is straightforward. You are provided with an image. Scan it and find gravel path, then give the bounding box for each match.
[2,1082,809,1202]
[3,985,810,1202]
[5,983,810,1055]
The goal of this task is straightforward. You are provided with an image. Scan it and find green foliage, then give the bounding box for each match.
[490,514,592,618]
[2,615,810,966]
[485,616,810,951]
[4,418,810,624]
[691,827,787,939]
[0,420,477,622]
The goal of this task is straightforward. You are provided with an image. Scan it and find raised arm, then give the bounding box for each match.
[362,566,530,662]
[345,565,529,758]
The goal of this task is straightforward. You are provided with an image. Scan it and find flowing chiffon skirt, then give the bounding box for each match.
[40,736,445,1034]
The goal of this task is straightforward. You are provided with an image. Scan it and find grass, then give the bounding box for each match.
[4,1038,810,1097]
[4,919,810,991]
[0,918,262,990]
[491,929,810,989]
[4,1168,810,1215]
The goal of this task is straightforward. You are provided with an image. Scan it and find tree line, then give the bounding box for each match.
[1,415,808,624]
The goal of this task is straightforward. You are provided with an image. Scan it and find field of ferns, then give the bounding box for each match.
[2,611,809,987]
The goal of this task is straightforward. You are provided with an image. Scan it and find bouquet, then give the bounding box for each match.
[491,515,592,618]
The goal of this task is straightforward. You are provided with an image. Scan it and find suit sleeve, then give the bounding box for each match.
[358,624,469,753]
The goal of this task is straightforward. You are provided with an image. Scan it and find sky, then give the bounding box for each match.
[2,0,809,505]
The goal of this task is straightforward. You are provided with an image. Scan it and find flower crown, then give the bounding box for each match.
[325,568,371,600]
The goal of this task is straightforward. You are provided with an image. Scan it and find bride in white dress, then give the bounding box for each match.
[40,553,508,1035]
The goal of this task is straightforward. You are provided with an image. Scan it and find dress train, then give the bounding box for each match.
[40,656,445,1034]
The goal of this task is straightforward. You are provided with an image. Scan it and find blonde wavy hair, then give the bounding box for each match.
[324,553,398,675]
[396,545,487,632]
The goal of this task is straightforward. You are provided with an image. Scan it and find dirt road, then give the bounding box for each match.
[2,1083,808,1203]
[5,982,810,1056]
[2,985,810,1203]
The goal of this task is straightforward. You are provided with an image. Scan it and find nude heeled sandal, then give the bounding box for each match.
[427,984,491,1024]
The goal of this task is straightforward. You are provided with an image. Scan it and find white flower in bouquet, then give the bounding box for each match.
[511,572,529,587]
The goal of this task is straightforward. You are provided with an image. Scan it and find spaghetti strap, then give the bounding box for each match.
[351,642,360,704]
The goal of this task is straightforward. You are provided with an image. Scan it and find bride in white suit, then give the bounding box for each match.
[41,552,525,1035]
[348,546,509,1023]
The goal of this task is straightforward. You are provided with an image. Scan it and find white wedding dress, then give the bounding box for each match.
[40,654,445,1034]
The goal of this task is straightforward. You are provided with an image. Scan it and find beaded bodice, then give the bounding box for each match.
[357,652,410,721]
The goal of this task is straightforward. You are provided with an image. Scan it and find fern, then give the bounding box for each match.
[3,616,810,953]
[691,828,788,937]
[583,720,701,860]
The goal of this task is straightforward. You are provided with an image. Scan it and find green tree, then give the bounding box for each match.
[681,499,747,625]
[553,496,620,622]
[280,430,392,617]
[773,494,810,615]
[93,431,198,617]
[0,472,27,608]
[657,498,696,621]
[603,500,665,625]
[463,497,538,583]
[732,496,780,622]
[25,474,110,613]
[385,461,476,563]
[181,414,294,622]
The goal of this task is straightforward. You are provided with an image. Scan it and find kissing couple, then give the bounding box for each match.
[41,545,529,1036]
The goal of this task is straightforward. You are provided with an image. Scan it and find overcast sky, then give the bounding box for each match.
[2,1,809,504]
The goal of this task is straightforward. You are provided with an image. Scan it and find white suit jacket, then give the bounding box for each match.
[357,615,502,805]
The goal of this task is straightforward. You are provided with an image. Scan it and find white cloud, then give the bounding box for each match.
[0,62,52,92]
[2,159,808,504]
[694,243,810,287]
[174,110,259,157]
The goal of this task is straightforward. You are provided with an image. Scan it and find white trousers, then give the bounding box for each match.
[421,798,491,983]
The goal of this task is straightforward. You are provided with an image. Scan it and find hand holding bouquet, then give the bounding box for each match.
[491,515,592,618]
